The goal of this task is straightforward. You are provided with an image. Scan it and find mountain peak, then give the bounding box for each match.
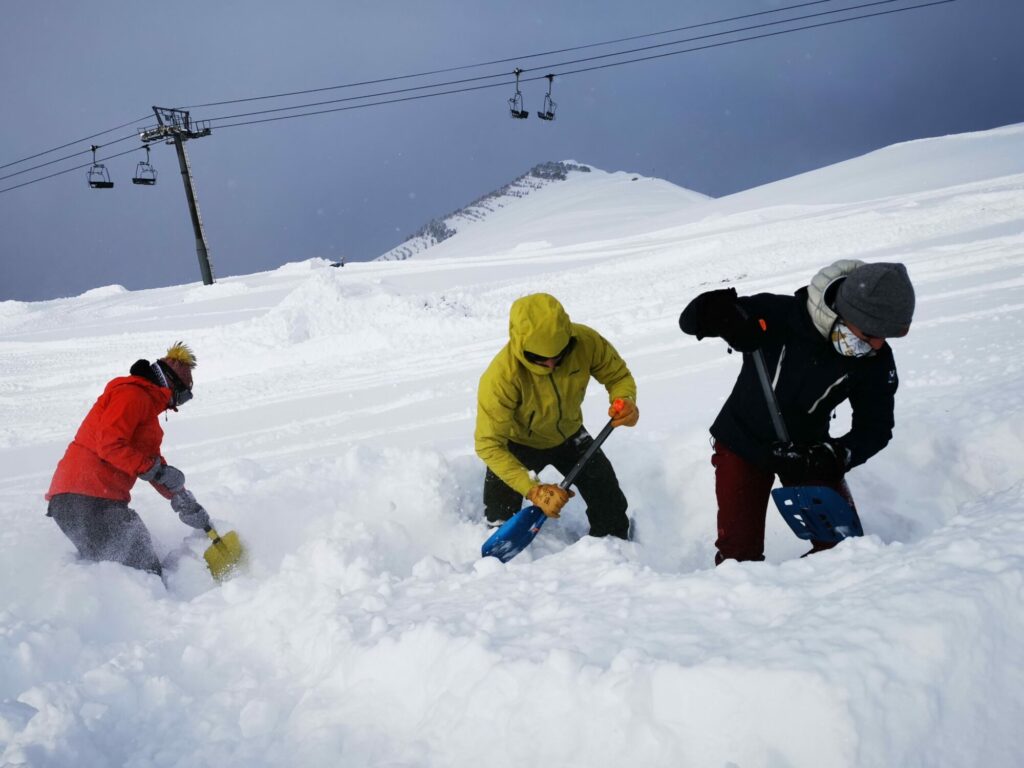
[375,161,594,262]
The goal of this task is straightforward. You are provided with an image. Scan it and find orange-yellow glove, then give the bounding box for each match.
[609,398,639,428]
[526,483,575,518]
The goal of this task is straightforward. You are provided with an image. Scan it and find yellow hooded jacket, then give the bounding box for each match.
[475,293,637,497]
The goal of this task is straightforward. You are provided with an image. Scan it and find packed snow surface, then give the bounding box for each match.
[2,124,1024,767]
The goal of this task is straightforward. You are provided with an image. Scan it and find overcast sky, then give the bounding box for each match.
[1,0,1021,302]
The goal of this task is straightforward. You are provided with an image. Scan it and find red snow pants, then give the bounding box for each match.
[712,440,857,565]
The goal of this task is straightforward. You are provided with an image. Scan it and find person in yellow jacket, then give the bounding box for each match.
[475,293,639,538]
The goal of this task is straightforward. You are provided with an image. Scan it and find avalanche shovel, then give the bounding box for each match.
[481,404,623,563]
[203,525,246,581]
[750,347,862,543]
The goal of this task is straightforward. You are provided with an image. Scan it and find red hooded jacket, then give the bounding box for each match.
[46,375,173,503]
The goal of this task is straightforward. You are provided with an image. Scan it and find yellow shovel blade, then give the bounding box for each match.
[204,528,246,581]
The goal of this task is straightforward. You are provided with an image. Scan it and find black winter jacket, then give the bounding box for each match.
[683,287,899,470]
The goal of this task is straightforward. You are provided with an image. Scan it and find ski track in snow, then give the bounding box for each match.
[2,126,1024,767]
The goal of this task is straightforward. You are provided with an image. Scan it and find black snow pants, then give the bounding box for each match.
[483,427,630,539]
[47,493,162,575]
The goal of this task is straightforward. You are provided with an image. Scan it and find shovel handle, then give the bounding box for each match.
[559,417,616,490]
[734,305,790,443]
[751,348,790,443]
[204,526,222,544]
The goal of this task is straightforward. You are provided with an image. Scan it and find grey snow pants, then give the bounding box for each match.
[47,493,162,575]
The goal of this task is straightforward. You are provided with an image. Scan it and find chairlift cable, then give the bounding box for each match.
[205,0,953,131]
[198,0,923,126]
[181,0,846,110]
[516,0,913,75]
[0,133,139,183]
[0,0,944,174]
[0,115,151,172]
[0,0,956,196]
[208,81,514,130]
[0,146,142,194]
[546,0,955,80]
[3,1,846,174]
[203,70,513,124]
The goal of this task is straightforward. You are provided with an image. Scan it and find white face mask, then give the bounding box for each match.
[831,319,874,357]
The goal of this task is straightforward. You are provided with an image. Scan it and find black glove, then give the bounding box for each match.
[770,440,850,483]
[170,490,211,530]
[139,461,186,494]
[678,288,766,352]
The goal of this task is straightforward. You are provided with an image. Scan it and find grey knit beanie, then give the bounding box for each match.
[834,262,915,338]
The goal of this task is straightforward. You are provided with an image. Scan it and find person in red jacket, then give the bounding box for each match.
[45,342,209,576]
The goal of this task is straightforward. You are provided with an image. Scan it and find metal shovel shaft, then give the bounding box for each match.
[560,418,615,489]
[751,348,790,443]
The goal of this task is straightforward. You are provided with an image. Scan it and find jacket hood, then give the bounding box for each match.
[805,259,865,338]
[508,293,573,374]
[106,373,173,410]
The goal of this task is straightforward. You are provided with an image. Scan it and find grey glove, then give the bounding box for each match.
[170,490,211,530]
[139,461,186,494]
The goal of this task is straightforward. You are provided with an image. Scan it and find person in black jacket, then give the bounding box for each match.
[679,260,916,564]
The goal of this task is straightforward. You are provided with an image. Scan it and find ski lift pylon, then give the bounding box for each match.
[87,144,114,189]
[132,144,157,186]
[508,68,529,119]
[537,74,557,121]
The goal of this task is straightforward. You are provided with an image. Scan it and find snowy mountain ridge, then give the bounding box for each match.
[376,161,595,261]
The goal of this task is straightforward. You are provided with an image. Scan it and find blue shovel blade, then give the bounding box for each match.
[481,505,547,563]
[771,486,864,543]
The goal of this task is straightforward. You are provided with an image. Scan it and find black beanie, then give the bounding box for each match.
[835,262,915,338]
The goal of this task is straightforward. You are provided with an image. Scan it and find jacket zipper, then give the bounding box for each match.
[549,375,567,440]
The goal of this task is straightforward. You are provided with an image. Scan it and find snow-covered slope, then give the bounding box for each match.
[2,125,1024,767]
[715,122,1024,208]
[375,160,709,261]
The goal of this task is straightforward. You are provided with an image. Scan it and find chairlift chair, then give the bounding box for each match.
[132,145,157,186]
[87,145,114,189]
[537,74,557,121]
[508,68,529,119]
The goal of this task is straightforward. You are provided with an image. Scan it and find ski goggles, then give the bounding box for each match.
[163,365,194,407]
